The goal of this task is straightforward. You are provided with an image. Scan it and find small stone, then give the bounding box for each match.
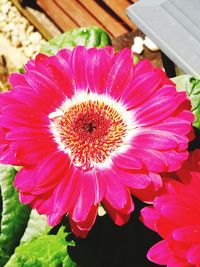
[1,3,10,14]
[11,36,22,48]
[0,14,7,23]
[133,36,144,46]
[22,39,31,46]
[144,36,160,52]
[24,46,34,58]
[0,20,7,29]
[0,0,8,4]
[29,32,42,44]
[0,0,45,60]
[26,25,34,35]
[33,43,42,53]
[131,43,144,54]
[18,22,28,32]
[19,17,27,24]
[12,28,20,39]
[11,15,20,24]
[3,22,16,32]
[4,31,11,39]
[8,10,15,19]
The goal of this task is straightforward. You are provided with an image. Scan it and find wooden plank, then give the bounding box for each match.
[26,6,61,39]
[103,0,137,29]
[78,0,127,37]
[37,0,78,31]
[54,0,103,29]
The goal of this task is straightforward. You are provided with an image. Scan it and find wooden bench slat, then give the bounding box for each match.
[102,0,137,29]
[78,0,127,38]
[54,0,103,29]
[37,0,78,31]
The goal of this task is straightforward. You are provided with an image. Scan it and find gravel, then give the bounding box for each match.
[0,0,46,59]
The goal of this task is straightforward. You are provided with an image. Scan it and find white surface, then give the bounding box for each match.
[127,0,200,77]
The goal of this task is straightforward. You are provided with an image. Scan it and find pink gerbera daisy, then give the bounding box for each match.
[141,150,200,267]
[0,46,193,237]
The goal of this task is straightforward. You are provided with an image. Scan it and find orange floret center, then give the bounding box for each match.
[55,100,127,170]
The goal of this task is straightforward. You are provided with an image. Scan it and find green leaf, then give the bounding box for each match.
[41,26,111,55]
[5,226,77,267]
[0,164,31,265]
[20,209,51,244]
[133,54,140,65]
[172,75,200,129]
[171,74,193,93]
[18,67,25,74]
[98,204,106,216]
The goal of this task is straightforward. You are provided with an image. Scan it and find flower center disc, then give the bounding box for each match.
[52,99,128,170]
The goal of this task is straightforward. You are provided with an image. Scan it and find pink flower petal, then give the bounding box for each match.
[11,88,53,113]
[147,240,171,265]
[111,149,143,170]
[102,198,132,225]
[86,47,113,94]
[9,73,29,87]
[121,72,162,108]
[125,147,168,172]
[106,48,134,99]
[24,70,65,108]
[53,166,82,215]
[167,257,190,267]
[13,140,57,165]
[31,190,56,215]
[57,48,71,61]
[72,170,98,222]
[131,130,179,150]
[19,192,35,204]
[151,117,192,136]
[133,60,154,77]
[71,204,98,231]
[14,151,69,194]
[0,144,22,165]
[31,53,74,99]
[44,55,75,99]
[0,92,16,107]
[173,225,200,244]
[47,212,63,226]
[69,46,87,91]
[24,59,35,71]
[161,150,186,172]
[98,168,129,210]
[134,93,187,126]
[128,174,162,203]
[160,204,200,227]
[0,104,49,128]
[140,207,160,231]
[187,244,200,264]
[69,205,98,238]
[6,127,52,141]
